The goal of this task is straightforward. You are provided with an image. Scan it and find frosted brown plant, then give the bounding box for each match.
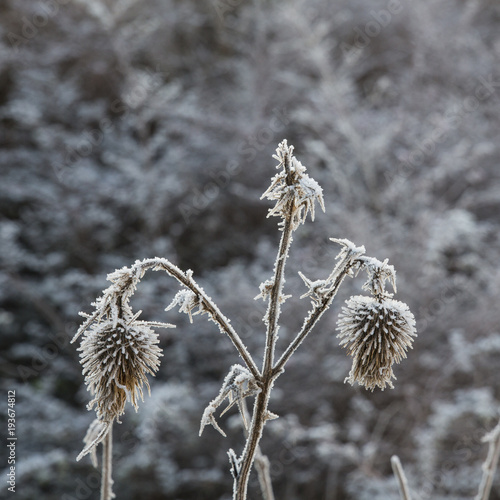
[73,140,421,500]
[336,259,417,390]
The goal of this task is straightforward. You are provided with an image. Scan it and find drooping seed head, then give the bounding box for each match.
[79,318,163,423]
[337,295,416,391]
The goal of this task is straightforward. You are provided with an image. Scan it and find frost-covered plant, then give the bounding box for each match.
[73,140,417,500]
[337,259,416,391]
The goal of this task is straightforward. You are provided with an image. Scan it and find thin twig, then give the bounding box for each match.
[475,419,500,500]
[262,145,295,375]
[132,258,261,380]
[101,425,114,500]
[254,452,275,500]
[273,249,361,376]
[391,455,412,500]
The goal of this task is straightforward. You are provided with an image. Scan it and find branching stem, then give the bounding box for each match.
[273,253,359,376]
[131,258,261,380]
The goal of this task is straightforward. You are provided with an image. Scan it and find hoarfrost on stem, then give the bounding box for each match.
[261,140,325,230]
[199,365,260,437]
[73,141,419,500]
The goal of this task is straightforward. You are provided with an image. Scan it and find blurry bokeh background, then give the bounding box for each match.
[1,0,500,498]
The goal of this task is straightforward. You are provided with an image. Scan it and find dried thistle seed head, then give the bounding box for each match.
[79,318,163,423]
[336,295,417,391]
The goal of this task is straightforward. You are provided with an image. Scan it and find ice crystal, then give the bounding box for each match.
[255,278,291,305]
[336,296,416,391]
[361,257,397,298]
[298,272,329,303]
[200,365,260,437]
[228,448,241,480]
[261,140,325,229]
[79,318,163,420]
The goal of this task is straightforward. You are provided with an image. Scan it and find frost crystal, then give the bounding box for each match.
[336,296,417,391]
[166,288,206,323]
[361,257,397,297]
[261,140,325,229]
[298,272,329,303]
[82,418,106,468]
[79,318,163,421]
[200,365,260,437]
[228,448,241,480]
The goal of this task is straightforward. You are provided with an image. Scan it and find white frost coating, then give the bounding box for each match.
[72,261,174,464]
[337,295,417,391]
[297,175,325,221]
[360,256,397,297]
[298,272,329,303]
[166,289,206,323]
[261,140,325,230]
[71,142,420,500]
[199,365,260,437]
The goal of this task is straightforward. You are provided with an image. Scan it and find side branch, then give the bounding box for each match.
[272,242,364,376]
[272,264,353,376]
[135,258,261,380]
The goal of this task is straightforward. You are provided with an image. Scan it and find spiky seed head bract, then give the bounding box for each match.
[79,318,163,424]
[336,295,416,391]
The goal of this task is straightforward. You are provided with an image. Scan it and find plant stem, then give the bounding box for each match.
[240,400,276,500]
[391,455,412,500]
[235,151,295,499]
[132,259,261,380]
[101,425,114,500]
[234,388,269,499]
[273,253,358,376]
[475,419,500,500]
[262,217,294,374]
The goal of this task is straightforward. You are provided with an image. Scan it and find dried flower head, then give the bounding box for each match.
[336,295,416,390]
[79,317,163,423]
[261,140,325,229]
